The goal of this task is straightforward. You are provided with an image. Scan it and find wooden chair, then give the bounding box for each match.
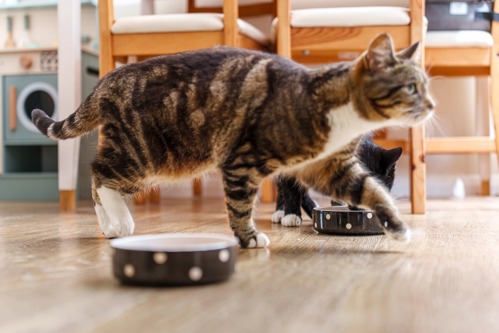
[423,2,499,197]
[98,0,271,203]
[273,0,426,213]
[188,0,275,17]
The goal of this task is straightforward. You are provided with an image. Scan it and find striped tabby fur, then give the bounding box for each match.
[31,33,434,247]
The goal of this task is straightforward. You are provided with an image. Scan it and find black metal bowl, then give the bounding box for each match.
[111,233,238,286]
[312,206,384,235]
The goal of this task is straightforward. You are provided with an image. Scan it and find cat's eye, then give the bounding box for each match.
[406,83,417,94]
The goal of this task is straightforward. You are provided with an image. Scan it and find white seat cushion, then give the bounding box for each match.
[426,31,494,48]
[111,13,269,45]
[195,0,410,8]
[291,0,410,10]
[281,7,410,28]
[194,0,274,7]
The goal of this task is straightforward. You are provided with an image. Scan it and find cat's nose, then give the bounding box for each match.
[426,99,436,111]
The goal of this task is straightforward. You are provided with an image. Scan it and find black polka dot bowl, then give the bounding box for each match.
[111,233,238,286]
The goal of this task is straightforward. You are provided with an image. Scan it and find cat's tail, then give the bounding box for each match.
[31,101,100,140]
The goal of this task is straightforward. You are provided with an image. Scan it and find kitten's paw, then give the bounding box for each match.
[246,232,270,248]
[281,214,302,227]
[271,210,284,224]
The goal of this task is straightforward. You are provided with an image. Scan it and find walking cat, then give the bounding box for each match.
[32,33,434,248]
[272,135,403,227]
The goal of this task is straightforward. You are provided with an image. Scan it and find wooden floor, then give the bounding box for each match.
[2,196,499,333]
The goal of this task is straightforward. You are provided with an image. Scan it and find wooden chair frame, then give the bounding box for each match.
[273,0,426,213]
[98,0,269,78]
[188,0,276,17]
[423,2,499,180]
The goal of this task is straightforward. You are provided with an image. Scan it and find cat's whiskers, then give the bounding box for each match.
[425,111,446,138]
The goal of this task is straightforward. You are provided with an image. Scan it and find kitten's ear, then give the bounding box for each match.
[398,41,421,62]
[365,33,396,71]
[385,147,403,165]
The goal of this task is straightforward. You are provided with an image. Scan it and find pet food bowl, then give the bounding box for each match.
[312,206,384,235]
[111,233,238,286]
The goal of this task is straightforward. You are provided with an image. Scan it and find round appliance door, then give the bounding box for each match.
[17,82,58,133]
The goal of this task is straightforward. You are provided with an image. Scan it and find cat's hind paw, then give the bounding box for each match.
[246,232,270,248]
[281,214,302,227]
[271,210,284,224]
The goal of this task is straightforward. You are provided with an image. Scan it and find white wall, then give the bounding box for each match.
[0,6,97,50]
[388,77,497,199]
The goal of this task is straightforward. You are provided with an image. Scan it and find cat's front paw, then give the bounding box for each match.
[375,206,410,243]
[384,223,411,242]
[95,204,135,238]
[379,218,411,243]
[271,210,284,223]
[281,214,302,227]
[101,221,135,239]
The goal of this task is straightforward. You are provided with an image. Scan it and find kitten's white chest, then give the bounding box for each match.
[318,102,395,158]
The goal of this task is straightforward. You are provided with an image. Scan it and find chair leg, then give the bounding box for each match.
[491,48,499,196]
[193,178,202,197]
[133,186,160,205]
[410,125,426,214]
[476,76,491,195]
[260,178,276,203]
[148,186,161,204]
[133,192,147,205]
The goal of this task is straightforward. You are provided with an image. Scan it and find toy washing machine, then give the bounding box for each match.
[3,73,58,145]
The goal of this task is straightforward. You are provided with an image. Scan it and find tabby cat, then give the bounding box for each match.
[272,135,403,227]
[32,33,434,248]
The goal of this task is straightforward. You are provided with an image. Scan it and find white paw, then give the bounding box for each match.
[385,226,411,243]
[281,214,302,227]
[271,210,284,223]
[95,204,135,238]
[246,232,270,248]
[95,186,135,238]
[95,204,118,238]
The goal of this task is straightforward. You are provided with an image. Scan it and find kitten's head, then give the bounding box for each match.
[357,137,403,191]
[351,33,435,125]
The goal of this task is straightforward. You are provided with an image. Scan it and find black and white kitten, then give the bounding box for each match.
[272,135,403,227]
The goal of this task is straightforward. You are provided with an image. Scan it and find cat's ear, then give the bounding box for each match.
[397,41,421,63]
[365,33,396,72]
[385,147,403,165]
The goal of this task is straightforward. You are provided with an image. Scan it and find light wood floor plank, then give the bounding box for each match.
[1,197,499,333]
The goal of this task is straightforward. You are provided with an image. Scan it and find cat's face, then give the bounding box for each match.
[352,33,435,126]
